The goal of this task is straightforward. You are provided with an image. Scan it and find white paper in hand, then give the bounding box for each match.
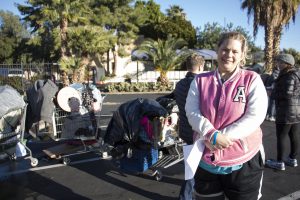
[183,139,205,180]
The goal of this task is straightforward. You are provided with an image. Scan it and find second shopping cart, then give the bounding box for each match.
[104,97,184,181]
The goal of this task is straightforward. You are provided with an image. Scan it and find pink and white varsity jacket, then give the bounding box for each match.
[185,67,268,167]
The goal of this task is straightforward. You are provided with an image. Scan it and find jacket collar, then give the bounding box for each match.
[185,71,198,78]
[215,66,241,84]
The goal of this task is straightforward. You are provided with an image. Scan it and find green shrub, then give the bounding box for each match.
[0,76,27,94]
[102,82,174,93]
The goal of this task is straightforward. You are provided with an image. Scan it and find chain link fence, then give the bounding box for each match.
[0,63,61,94]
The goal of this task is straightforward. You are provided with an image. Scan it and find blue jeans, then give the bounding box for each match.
[179,178,195,200]
[267,98,276,118]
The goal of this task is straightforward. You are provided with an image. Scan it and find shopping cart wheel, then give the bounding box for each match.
[31,158,39,167]
[63,157,71,165]
[154,170,163,181]
[9,153,17,161]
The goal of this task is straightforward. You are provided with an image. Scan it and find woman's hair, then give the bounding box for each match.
[217,31,249,66]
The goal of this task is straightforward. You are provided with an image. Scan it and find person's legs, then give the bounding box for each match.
[195,194,224,200]
[269,99,276,120]
[265,96,271,120]
[276,123,291,161]
[222,152,264,200]
[288,123,300,159]
[266,123,291,170]
[179,178,195,200]
[194,167,224,200]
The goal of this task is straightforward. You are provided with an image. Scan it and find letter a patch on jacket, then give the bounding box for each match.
[233,86,246,103]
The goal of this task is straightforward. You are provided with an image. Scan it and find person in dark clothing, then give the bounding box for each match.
[175,53,205,200]
[175,54,205,145]
[265,68,279,121]
[155,53,205,199]
[266,53,300,170]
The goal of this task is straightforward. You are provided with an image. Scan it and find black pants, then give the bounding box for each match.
[194,152,264,200]
[276,123,300,160]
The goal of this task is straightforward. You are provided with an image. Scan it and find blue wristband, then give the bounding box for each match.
[212,131,219,145]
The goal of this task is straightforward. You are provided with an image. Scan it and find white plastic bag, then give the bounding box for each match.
[15,142,27,157]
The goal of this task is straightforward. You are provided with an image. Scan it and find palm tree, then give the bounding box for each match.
[18,0,90,58]
[241,0,300,73]
[92,0,138,76]
[66,25,114,83]
[18,0,91,85]
[272,0,300,55]
[136,36,190,85]
[166,5,186,19]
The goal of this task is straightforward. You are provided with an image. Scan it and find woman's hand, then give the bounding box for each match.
[211,132,233,150]
[204,140,216,151]
[216,133,233,149]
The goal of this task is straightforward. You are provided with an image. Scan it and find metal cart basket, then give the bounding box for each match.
[30,83,105,165]
[119,116,184,181]
[40,106,104,165]
[0,104,38,167]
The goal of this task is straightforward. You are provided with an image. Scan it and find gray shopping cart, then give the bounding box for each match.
[0,85,38,167]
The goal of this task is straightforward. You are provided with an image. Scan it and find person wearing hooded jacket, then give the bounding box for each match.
[265,67,280,121]
[266,53,300,170]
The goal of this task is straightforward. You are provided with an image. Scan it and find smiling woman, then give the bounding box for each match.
[185,31,268,200]
[216,32,248,81]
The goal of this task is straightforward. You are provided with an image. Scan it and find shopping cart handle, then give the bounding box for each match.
[101,94,107,101]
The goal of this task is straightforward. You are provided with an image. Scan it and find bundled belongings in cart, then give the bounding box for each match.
[0,85,38,167]
[104,98,183,181]
[42,83,104,164]
[155,96,180,145]
[25,79,59,137]
[156,95,179,114]
[57,83,102,139]
[104,98,168,155]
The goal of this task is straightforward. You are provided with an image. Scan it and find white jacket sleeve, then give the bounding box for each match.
[185,79,215,140]
[220,75,268,139]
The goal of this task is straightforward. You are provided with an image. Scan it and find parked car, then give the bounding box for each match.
[0,68,23,77]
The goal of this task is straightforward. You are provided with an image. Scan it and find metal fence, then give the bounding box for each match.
[0,63,60,94]
[0,63,60,79]
[1,63,193,94]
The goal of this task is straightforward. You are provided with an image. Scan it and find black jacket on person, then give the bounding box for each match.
[274,67,300,124]
[269,68,280,99]
[174,71,197,144]
[263,68,280,88]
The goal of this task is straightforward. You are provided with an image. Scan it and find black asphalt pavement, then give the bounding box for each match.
[0,93,300,200]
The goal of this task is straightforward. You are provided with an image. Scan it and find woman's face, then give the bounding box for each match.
[217,39,243,74]
[275,60,287,71]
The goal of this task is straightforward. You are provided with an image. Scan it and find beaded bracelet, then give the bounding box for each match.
[212,131,219,145]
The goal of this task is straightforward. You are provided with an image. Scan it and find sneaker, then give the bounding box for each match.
[265,159,285,170]
[269,117,275,122]
[265,115,270,121]
[284,157,298,167]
